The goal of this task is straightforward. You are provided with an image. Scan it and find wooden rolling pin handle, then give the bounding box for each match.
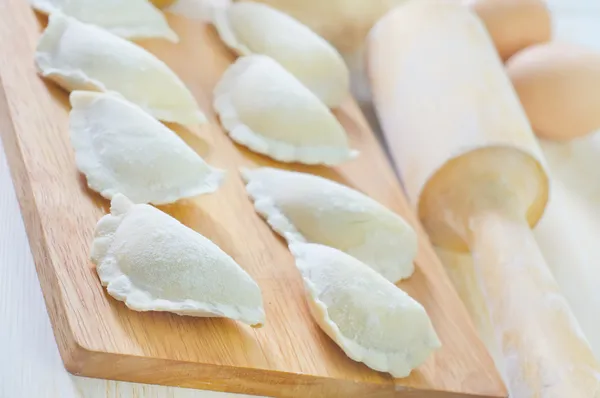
[468,211,600,397]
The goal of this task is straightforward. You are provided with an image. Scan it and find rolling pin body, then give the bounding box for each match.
[368,2,600,396]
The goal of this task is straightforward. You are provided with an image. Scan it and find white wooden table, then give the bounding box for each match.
[1,1,599,397]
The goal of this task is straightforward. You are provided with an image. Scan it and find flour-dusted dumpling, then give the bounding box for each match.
[239,0,404,53]
[29,0,178,42]
[218,0,399,60]
[92,194,265,326]
[214,56,357,165]
[36,13,205,126]
[242,167,417,282]
[212,1,349,107]
[291,243,440,377]
[70,91,224,205]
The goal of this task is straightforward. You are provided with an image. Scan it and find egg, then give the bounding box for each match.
[467,0,551,61]
[507,43,600,141]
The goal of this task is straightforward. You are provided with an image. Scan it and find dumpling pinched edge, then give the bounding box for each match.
[35,14,105,94]
[213,56,358,165]
[211,4,252,56]
[240,167,304,244]
[290,243,441,378]
[91,194,265,326]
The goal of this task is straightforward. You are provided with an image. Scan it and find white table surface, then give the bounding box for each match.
[2,1,600,397]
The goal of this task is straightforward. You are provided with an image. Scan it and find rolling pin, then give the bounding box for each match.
[367,1,600,396]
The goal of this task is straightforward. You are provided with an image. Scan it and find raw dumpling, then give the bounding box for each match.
[70,91,224,205]
[242,167,417,282]
[36,13,205,126]
[214,55,357,165]
[238,0,405,54]
[92,194,265,326]
[212,1,349,107]
[29,0,178,42]
[290,242,440,377]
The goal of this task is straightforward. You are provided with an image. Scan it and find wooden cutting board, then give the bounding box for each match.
[0,1,506,397]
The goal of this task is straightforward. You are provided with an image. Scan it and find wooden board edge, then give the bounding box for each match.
[64,347,500,398]
[0,72,88,370]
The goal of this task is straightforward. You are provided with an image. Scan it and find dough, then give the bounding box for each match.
[212,1,349,107]
[36,13,205,126]
[29,0,178,42]
[70,91,224,205]
[242,167,417,282]
[291,242,440,377]
[92,194,265,326]
[214,55,357,165]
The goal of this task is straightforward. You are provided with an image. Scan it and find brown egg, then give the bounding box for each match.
[468,0,551,61]
[150,0,177,8]
[507,43,600,141]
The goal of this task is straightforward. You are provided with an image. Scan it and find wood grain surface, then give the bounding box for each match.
[0,1,505,397]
